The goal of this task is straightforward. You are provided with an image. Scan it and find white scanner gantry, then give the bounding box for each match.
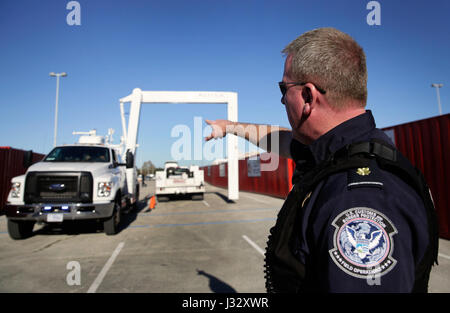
[119,88,239,200]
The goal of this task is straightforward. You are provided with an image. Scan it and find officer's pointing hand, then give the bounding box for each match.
[205,119,233,141]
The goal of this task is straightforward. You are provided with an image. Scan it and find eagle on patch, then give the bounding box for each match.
[346,226,383,259]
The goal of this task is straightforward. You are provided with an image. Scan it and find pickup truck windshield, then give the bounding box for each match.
[44,146,110,162]
[166,167,192,178]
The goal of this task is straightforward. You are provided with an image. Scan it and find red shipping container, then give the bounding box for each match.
[0,147,45,215]
[382,114,450,239]
[238,153,292,199]
[203,153,293,200]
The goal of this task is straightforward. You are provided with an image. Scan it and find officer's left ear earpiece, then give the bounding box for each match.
[302,88,312,117]
[303,104,310,115]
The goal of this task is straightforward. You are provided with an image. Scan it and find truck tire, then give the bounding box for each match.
[104,202,120,235]
[7,219,35,240]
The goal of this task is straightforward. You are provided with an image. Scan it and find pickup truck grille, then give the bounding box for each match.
[24,172,93,204]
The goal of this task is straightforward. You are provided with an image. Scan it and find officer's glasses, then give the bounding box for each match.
[278,81,326,97]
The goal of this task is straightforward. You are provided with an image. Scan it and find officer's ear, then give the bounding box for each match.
[302,88,312,105]
[303,103,311,116]
[302,86,314,117]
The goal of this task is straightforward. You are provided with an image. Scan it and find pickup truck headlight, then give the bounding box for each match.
[97,182,112,197]
[10,182,21,198]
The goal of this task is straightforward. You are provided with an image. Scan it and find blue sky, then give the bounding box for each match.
[0,0,448,168]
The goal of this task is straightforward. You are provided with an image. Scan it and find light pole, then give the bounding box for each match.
[49,72,67,147]
[431,83,443,116]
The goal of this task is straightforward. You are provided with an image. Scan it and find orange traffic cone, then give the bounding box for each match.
[149,195,156,210]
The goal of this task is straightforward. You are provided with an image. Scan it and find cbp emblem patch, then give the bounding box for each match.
[329,207,398,279]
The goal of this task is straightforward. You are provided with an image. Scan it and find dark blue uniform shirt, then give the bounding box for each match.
[291,110,429,292]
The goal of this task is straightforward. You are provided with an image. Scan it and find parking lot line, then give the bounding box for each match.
[439,253,450,261]
[202,200,210,207]
[87,242,125,293]
[242,235,265,256]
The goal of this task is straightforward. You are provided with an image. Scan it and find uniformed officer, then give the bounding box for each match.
[205,27,438,292]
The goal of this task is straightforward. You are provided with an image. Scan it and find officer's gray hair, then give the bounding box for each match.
[282,27,367,108]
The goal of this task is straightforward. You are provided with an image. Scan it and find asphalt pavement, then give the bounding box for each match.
[0,181,448,293]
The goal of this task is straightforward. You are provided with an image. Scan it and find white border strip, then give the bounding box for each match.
[87,242,125,293]
[242,235,265,256]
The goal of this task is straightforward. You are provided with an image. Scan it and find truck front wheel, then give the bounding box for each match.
[104,202,120,235]
[7,219,35,240]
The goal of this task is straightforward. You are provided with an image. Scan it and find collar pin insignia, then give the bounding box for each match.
[356,167,371,176]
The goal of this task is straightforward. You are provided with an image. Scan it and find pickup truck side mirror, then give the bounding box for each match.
[23,150,33,169]
[126,150,134,169]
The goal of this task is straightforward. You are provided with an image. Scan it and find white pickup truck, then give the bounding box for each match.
[5,131,139,239]
[155,161,205,201]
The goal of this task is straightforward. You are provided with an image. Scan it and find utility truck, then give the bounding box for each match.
[155,161,205,201]
[5,130,139,239]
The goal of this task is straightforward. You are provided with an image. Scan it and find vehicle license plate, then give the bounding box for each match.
[47,213,64,222]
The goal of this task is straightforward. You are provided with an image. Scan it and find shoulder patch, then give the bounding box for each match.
[329,207,398,279]
[347,160,384,190]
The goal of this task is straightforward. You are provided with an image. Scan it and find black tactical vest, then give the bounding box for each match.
[264,139,439,293]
